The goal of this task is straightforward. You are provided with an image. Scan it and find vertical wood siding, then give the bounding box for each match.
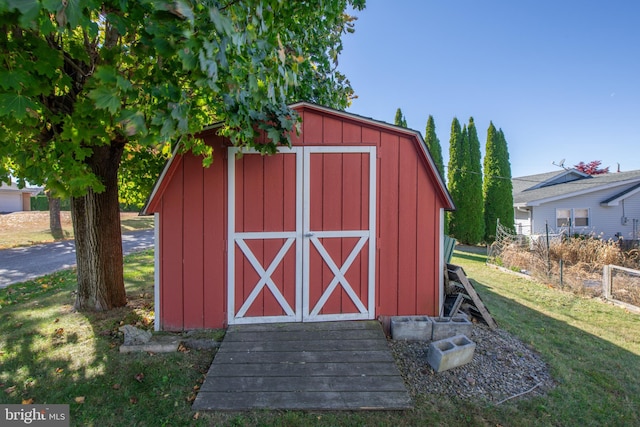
[158,134,227,330]
[160,157,184,329]
[202,143,227,328]
[150,105,449,329]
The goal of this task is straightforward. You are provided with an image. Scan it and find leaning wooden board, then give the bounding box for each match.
[447,263,498,329]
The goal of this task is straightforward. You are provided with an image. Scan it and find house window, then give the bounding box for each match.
[556,208,589,229]
[574,208,589,227]
[556,209,571,228]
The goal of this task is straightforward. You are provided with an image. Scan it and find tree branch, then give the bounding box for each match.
[496,382,542,405]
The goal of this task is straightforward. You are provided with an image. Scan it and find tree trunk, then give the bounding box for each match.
[71,142,127,311]
[46,191,64,240]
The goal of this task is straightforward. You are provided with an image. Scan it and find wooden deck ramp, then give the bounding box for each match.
[193,321,412,411]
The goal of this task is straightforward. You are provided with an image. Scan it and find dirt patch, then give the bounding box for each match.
[0,211,142,231]
[0,211,145,249]
[0,211,73,231]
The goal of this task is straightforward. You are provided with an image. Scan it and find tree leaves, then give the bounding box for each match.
[7,0,40,27]
[0,93,39,120]
[0,69,29,90]
[1,1,366,307]
[87,87,121,114]
[173,0,194,25]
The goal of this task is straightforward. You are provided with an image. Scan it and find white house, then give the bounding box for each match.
[0,181,41,213]
[513,169,640,241]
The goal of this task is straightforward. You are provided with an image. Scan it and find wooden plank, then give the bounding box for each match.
[219,338,388,353]
[444,293,465,317]
[397,138,418,314]
[228,320,380,333]
[377,133,400,316]
[182,154,204,328]
[443,235,456,264]
[223,328,383,342]
[416,173,435,314]
[202,135,227,328]
[322,115,343,144]
[447,264,498,329]
[193,391,412,411]
[160,158,184,330]
[204,361,402,377]
[200,375,407,393]
[213,349,395,364]
[195,320,412,411]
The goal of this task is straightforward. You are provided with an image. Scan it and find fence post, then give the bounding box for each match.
[545,222,551,276]
[602,265,611,300]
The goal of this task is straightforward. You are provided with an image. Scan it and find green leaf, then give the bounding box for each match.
[8,0,40,27]
[198,51,218,80]
[0,69,29,90]
[40,0,60,12]
[170,103,188,133]
[118,110,147,137]
[0,93,38,119]
[178,48,197,71]
[87,87,121,114]
[209,7,233,36]
[116,76,133,92]
[174,0,194,24]
[94,66,118,84]
[64,0,85,28]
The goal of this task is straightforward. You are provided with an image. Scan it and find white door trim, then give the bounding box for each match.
[227,145,376,324]
[227,147,303,325]
[302,146,376,322]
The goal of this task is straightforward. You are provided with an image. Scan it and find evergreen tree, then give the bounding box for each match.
[466,117,485,244]
[424,115,445,180]
[447,118,467,241]
[483,123,514,242]
[394,108,408,127]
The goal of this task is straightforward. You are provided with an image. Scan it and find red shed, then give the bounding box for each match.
[143,103,454,331]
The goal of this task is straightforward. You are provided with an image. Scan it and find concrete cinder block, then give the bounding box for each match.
[120,335,180,353]
[430,315,473,341]
[390,316,433,341]
[427,335,476,372]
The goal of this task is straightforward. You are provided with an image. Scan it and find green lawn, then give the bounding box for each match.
[1,249,639,426]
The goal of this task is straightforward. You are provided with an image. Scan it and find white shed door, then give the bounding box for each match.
[227,146,376,325]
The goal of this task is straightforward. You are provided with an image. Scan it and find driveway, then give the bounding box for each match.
[0,229,154,288]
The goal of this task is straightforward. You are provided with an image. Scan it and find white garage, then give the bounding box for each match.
[0,182,39,213]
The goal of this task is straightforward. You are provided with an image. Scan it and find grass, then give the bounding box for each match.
[0,212,154,249]
[1,250,639,426]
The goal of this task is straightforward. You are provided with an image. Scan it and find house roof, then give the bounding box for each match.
[600,182,640,206]
[0,181,42,195]
[142,102,454,214]
[513,169,640,207]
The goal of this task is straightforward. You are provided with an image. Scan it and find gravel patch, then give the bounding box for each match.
[389,320,555,404]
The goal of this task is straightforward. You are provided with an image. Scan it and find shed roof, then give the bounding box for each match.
[142,102,454,214]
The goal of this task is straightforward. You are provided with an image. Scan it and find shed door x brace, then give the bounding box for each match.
[227,146,376,325]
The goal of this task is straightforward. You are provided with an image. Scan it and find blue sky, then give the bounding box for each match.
[338,1,640,177]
